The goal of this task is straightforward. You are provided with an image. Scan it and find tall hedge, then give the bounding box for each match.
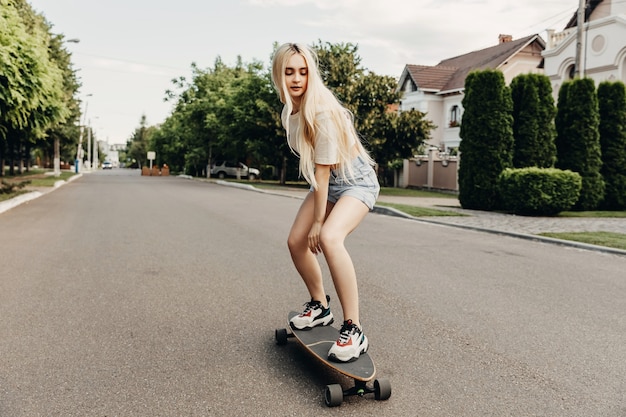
[458,70,514,210]
[554,78,605,210]
[597,81,626,210]
[510,74,556,168]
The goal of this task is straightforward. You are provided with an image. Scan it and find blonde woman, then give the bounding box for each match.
[271,43,380,363]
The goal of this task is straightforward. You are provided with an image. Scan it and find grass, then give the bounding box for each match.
[379,186,458,199]
[27,171,76,187]
[539,231,626,250]
[1,169,77,202]
[558,210,626,218]
[0,189,28,202]
[376,201,466,217]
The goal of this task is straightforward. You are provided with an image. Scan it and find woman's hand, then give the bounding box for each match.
[308,220,323,254]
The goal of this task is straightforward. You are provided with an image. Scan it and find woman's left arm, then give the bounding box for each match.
[308,164,331,254]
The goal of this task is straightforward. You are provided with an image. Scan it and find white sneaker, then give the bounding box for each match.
[290,295,334,330]
[328,320,368,363]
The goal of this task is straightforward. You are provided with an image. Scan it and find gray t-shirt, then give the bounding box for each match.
[285,110,355,165]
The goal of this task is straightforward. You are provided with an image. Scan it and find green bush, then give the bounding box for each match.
[0,179,29,194]
[498,168,582,216]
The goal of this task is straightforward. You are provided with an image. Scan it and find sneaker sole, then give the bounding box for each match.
[290,316,334,331]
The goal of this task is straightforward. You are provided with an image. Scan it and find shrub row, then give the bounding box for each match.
[498,168,582,216]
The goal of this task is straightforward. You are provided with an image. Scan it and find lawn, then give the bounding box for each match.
[539,231,626,250]
[558,210,626,218]
[1,170,77,202]
[379,186,458,199]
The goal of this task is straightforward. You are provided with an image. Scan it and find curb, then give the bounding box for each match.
[0,173,82,215]
[218,181,626,257]
[0,191,43,215]
[372,203,626,257]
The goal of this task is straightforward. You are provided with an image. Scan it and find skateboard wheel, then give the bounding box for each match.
[324,384,343,407]
[374,378,392,401]
[275,328,289,345]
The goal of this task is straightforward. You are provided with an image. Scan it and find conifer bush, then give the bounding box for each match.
[459,70,514,210]
[554,78,605,210]
[597,81,626,210]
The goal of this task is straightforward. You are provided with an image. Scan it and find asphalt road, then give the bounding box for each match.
[1,170,625,416]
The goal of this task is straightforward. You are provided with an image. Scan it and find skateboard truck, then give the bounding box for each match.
[324,378,392,407]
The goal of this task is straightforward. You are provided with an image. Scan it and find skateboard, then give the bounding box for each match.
[275,311,391,407]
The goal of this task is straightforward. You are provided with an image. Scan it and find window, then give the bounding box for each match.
[403,77,416,93]
[449,105,461,127]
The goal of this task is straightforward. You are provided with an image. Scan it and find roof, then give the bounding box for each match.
[405,65,459,91]
[400,34,544,93]
[565,0,604,29]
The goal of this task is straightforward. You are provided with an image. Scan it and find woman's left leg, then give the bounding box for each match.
[319,196,370,327]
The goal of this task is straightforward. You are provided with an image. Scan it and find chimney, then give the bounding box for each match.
[499,34,513,43]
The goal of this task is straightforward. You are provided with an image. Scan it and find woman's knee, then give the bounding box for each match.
[287,231,306,254]
[319,228,344,252]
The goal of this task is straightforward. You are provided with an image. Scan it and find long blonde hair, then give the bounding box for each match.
[271,42,373,189]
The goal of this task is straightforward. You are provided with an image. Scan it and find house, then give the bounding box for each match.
[396,0,626,191]
[543,0,626,98]
[397,34,546,152]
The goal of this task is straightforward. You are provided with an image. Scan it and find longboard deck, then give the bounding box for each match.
[288,311,376,382]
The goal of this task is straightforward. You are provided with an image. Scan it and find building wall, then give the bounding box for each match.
[543,13,626,99]
[400,41,544,152]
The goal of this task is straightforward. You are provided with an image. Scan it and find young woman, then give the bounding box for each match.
[271,43,380,363]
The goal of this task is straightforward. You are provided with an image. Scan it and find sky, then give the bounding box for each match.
[27,0,578,145]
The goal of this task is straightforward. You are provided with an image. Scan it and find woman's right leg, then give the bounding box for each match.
[287,192,328,307]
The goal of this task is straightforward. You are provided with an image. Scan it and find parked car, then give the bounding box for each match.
[102,161,113,170]
[210,161,260,180]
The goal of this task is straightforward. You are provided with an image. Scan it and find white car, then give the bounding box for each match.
[211,161,260,180]
[102,161,113,169]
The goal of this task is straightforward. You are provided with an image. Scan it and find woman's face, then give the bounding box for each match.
[285,53,308,104]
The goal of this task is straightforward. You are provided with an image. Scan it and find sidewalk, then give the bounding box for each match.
[374,194,626,236]
[0,174,82,215]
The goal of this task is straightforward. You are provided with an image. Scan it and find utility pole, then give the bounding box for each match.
[575,0,585,77]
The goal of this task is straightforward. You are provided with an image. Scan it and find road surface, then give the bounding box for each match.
[1,170,624,416]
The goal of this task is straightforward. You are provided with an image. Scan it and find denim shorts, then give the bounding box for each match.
[318,156,380,210]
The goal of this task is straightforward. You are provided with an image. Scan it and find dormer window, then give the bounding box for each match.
[403,77,416,93]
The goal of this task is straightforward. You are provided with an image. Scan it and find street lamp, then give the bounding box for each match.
[75,93,92,173]
[89,117,99,170]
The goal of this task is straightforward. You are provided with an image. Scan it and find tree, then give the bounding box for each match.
[370,109,435,186]
[314,41,362,107]
[147,41,433,182]
[597,81,626,210]
[127,115,154,169]
[458,70,514,210]
[227,62,290,181]
[510,73,556,168]
[0,0,72,175]
[39,31,81,171]
[314,41,433,184]
[555,78,605,210]
[158,58,282,177]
